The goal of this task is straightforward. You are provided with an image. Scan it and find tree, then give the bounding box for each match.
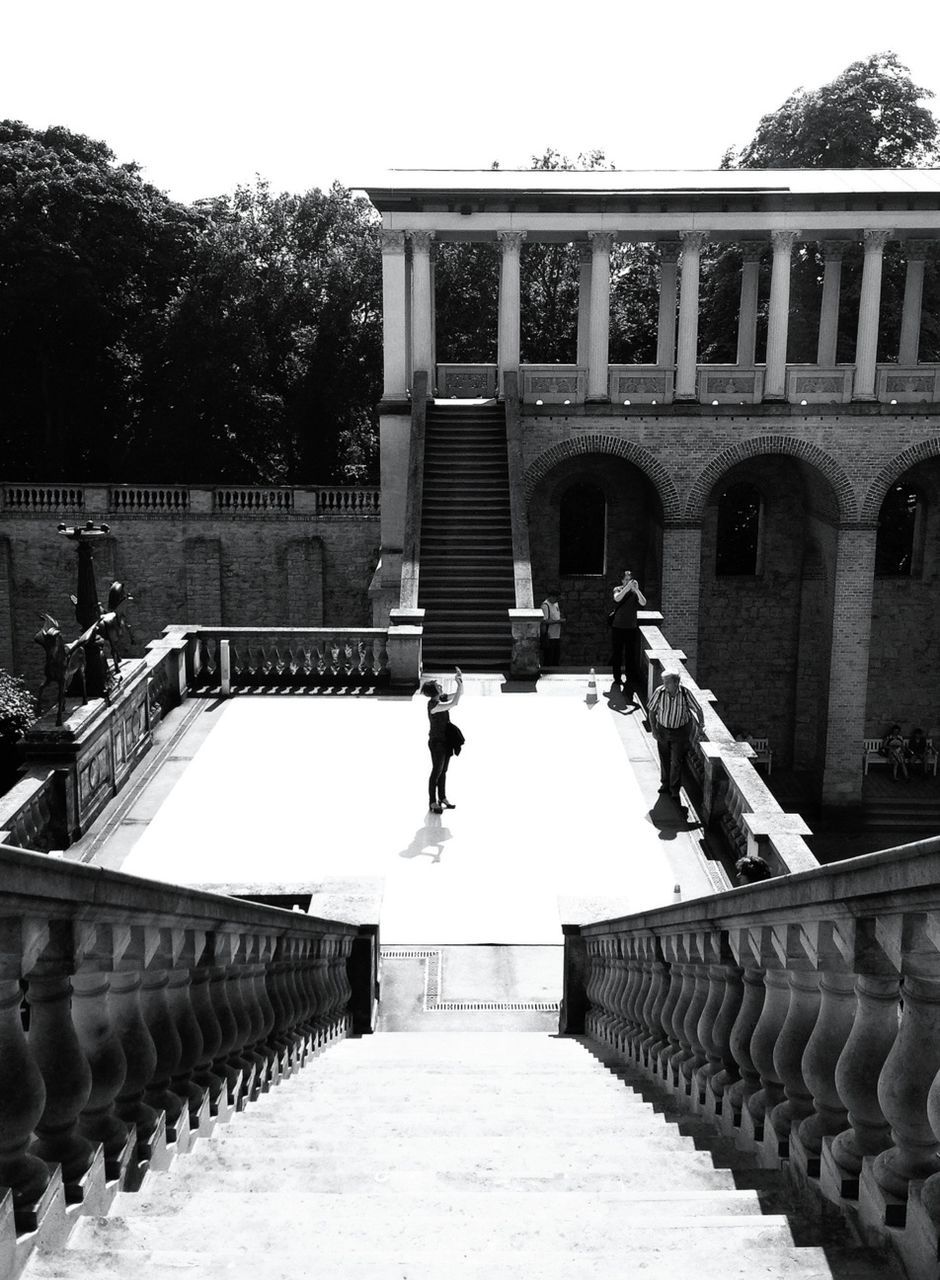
[722,53,940,169]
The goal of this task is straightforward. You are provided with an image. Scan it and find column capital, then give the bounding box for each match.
[862,228,892,254]
[771,229,801,253]
[658,241,681,263]
[497,230,526,251]
[588,231,615,254]
[903,239,935,260]
[680,231,709,252]
[818,239,852,262]
[739,241,765,262]
[407,230,436,253]
[379,229,406,253]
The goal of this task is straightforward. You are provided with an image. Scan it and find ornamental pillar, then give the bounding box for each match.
[587,231,613,401]
[380,230,408,401]
[736,243,763,366]
[656,243,680,368]
[822,524,877,808]
[409,231,435,384]
[817,241,850,366]
[497,231,526,396]
[898,240,932,366]
[854,229,892,400]
[764,230,800,399]
[675,231,708,400]
[576,244,592,368]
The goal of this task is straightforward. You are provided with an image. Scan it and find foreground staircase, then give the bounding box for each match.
[418,402,515,671]
[26,1033,892,1279]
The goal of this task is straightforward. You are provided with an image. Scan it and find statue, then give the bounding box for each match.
[70,581,134,676]
[34,614,99,726]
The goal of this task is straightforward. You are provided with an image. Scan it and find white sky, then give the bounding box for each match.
[5,0,940,203]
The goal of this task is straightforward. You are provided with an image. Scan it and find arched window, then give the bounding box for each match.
[559,482,606,576]
[716,482,762,576]
[876,482,924,576]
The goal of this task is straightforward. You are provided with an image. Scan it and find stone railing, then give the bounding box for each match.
[561,833,940,1280]
[637,616,816,876]
[0,485,380,518]
[190,627,393,689]
[0,841,375,1267]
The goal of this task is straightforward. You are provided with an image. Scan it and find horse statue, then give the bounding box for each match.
[34,614,99,726]
[70,580,134,676]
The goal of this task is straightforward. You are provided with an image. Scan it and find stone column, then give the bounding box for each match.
[576,244,593,368]
[409,231,435,383]
[656,242,680,368]
[854,229,892,400]
[587,232,614,401]
[822,525,878,808]
[429,243,437,388]
[497,231,526,396]
[817,241,850,367]
[764,230,800,399]
[898,240,932,366]
[736,243,763,366]
[380,230,408,401]
[675,231,708,400]
[660,522,702,675]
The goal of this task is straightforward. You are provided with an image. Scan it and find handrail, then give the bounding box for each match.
[399,369,429,610]
[562,829,940,1275]
[503,371,534,610]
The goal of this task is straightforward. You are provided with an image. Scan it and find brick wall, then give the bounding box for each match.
[0,501,379,684]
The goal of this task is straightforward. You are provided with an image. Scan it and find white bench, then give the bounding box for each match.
[747,737,773,775]
[863,736,939,776]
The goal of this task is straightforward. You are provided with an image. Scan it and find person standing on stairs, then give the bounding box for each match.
[423,667,463,814]
[610,569,646,702]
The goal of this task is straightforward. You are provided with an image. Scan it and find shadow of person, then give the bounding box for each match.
[605,684,638,715]
[648,793,702,840]
[399,813,452,864]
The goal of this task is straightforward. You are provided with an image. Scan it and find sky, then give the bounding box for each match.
[5,0,940,203]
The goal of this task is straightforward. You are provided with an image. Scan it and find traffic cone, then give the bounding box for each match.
[586,669,598,705]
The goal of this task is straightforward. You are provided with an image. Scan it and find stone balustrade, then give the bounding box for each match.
[0,484,380,518]
[562,834,940,1277]
[0,840,374,1258]
[190,627,392,688]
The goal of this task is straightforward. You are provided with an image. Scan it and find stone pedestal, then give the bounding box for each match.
[509,609,542,677]
[187,1090,213,1145]
[787,1128,821,1184]
[899,1182,940,1278]
[759,1112,790,1168]
[820,1133,860,1205]
[110,1127,139,1190]
[23,659,151,840]
[859,1155,908,1232]
[386,625,423,687]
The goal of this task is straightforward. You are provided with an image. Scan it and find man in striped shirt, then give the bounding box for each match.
[647,672,704,801]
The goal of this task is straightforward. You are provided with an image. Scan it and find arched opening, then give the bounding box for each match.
[699,455,840,777]
[528,454,664,666]
[715,482,762,576]
[875,481,925,578]
[559,482,606,576]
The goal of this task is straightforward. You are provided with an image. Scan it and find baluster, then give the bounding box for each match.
[72,924,130,1178]
[140,930,185,1142]
[638,949,670,1068]
[871,975,940,1200]
[796,971,858,1167]
[25,921,96,1191]
[667,960,697,1086]
[226,937,258,1102]
[606,941,630,1050]
[622,940,649,1060]
[583,939,602,1040]
[626,946,654,1059]
[166,932,206,1127]
[111,927,160,1147]
[265,939,293,1069]
[697,951,743,1112]
[0,920,51,1213]
[595,939,619,1045]
[284,936,309,1055]
[189,935,224,1115]
[725,965,765,1125]
[251,935,278,1083]
[770,965,822,1152]
[209,935,241,1106]
[240,935,269,1085]
[829,976,899,1184]
[679,961,710,1094]
[312,938,336,1045]
[321,937,345,1042]
[746,964,790,1140]
[652,943,684,1079]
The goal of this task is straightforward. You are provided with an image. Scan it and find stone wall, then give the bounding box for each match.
[0,487,379,684]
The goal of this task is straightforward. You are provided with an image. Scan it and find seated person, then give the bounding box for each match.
[908,728,937,774]
[881,724,909,780]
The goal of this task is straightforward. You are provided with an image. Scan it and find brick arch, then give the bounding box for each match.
[862,438,940,522]
[523,435,681,519]
[684,436,857,523]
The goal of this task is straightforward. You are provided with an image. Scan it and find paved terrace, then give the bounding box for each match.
[78,677,723,946]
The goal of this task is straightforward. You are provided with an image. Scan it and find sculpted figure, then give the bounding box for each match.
[34,614,98,726]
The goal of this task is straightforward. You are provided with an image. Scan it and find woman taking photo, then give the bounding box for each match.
[422,667,463,813]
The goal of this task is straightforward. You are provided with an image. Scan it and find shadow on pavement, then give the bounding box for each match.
[399,814,452,863]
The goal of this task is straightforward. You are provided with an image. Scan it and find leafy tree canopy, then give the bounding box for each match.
[722,52,940,169]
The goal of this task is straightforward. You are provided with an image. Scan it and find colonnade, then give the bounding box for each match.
[380,227,934,402]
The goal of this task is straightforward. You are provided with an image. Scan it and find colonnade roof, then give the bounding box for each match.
[358,169,940,241]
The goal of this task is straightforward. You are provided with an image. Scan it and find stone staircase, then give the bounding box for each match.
[418,402,515,671]
[25,1032,894,1279]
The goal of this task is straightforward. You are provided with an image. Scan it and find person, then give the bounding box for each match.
[422,667,463,813]
[881,724,909,780]
[734,854,773,885]
[647,671,704,800]
[906,727,938,777]
[609,569,646,700]
[540,590,564,667]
